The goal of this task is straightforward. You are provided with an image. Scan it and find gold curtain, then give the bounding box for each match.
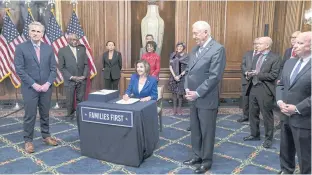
[54,0,63,30]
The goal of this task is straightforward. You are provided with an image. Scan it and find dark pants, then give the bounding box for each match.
[280,121,311,174]
[22,87,52,142]
[104,78,119,90]
[241,84,249,118]
[190,106,217,166]
[249,84,274,140]
[65,82,86,116]
[242,95,249,118]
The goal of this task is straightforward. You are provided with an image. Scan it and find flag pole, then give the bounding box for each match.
[12,88,20,110]
[48,0,60,110]
[53,87,60,109]
[4,0,20,110]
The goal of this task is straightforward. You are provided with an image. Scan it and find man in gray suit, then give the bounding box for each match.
[276,31,311,174]
[14,21,58,153]
[58,33,89,120]
[139,34,160,58]
[183,21,226,174]
[244,37,280,148]
[238,38,259,123]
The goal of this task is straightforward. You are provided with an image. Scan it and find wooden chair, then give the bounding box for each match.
[157,86,164,132]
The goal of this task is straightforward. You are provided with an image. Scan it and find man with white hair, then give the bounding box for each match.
[243,37,281,148]
[276,31,311,174]
[14,21,58,153]
[183,21,226,173]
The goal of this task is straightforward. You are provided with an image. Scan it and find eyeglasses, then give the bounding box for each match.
[290,36,297,39]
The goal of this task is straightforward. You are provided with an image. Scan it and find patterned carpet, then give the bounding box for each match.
[0,107,284,174]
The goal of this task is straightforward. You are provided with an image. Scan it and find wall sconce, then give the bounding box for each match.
[304,8,312,25]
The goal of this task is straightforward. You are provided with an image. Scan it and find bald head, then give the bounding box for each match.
[293,31,312,58]
[192,21,211,35]
[256,37,273,52]
[290,31,301,46]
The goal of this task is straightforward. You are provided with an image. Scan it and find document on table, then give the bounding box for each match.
[90,89,117,95]
[116,98,140,104]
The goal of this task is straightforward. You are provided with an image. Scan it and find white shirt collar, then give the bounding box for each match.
[300,55,311,63]
[201,36,212,48]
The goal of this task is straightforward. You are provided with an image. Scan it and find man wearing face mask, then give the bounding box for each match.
[58,33,89,120]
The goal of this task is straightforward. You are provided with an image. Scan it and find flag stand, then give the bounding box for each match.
[12,88,20,110]
[53,87,60,109]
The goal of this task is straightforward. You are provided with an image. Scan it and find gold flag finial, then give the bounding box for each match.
[70,0,78,12]
[25,0,31,8]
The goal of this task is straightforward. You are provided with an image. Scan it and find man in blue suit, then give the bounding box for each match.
[276,31,311,174]
[183,21,226,174]
[14,21,58,153]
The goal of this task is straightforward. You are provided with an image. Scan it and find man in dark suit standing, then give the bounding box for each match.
[280,31,301,74]
[276,31,311,174]
[237,38,259,123]
[14,21,58,153]
[275,31,301,130]
[183,21,226,174]
[243,37,280,148]
[58,33,89,119]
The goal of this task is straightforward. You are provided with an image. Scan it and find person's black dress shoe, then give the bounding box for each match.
[194,165,211,174]
[183,158,202,165]
[262,140,272,148]
[243,135,260,141]
[237,117,248,123]
[187,126,191,131]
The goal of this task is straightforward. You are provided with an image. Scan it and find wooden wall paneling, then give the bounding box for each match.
[130,1,147,68]
[175,1,188,49]
[282,1,303,55]
[225,1,254,66]
[223,1,254,98]
[252,1,275,40]
[221,71,242,98]
[272,1,287,55]
[118,1,132,69]
[187,1,202,52]
[200,1,226,45]
[301,1,312,32]
[158,1,176,68]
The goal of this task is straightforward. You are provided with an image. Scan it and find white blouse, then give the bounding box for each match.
[138,83,144,93]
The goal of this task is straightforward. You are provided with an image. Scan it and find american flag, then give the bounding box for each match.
[21,8,34,41]
[0,10,22,88]
[42,11,65,87]
[66,11,97,79]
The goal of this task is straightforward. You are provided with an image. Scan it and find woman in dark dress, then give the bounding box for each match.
[168,42,189,115]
